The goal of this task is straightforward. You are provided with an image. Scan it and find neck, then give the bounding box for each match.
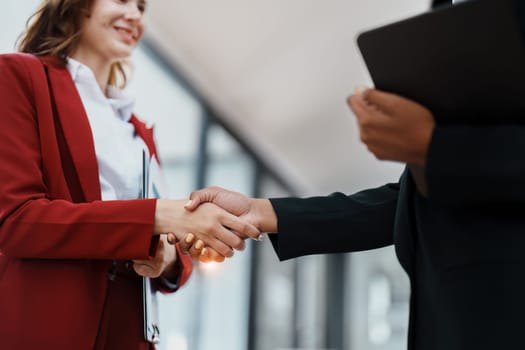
[69,49,113,95]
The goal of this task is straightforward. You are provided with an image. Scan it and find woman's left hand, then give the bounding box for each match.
[347,88,436,166]
[132,234,177,278]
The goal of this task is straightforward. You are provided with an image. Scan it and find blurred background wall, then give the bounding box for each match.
[1,1,431,349]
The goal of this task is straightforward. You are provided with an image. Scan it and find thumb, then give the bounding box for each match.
[185,188,219,211]
[364,89,402,114]
[184,198,200,211]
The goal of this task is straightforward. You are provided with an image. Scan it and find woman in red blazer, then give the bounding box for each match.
[0,1,259,349]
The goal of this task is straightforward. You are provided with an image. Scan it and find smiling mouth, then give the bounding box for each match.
[115,27,138,42]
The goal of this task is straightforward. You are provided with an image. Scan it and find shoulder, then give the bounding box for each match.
[0,53,60,76]
[0,53,43,85]
[0,53,27,69]
[0,53,36,91]
[0,53,48,107]
[0,52,41,68]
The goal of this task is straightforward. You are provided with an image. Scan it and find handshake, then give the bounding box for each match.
[159,187,277,263]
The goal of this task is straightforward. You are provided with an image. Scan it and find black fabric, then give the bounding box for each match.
[270,162,525,349]
[432,0,452,7]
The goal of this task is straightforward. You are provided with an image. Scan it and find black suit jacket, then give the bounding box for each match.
[270,1,525,349]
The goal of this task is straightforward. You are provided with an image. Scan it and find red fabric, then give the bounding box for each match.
[129,115,159,163]
[93,267,151,350]
[0,53,192,350]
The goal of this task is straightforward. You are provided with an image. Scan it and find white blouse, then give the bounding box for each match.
[67,58,147,201]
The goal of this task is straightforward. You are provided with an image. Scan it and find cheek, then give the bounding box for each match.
[85,17,109,38]
[137,24,146,42]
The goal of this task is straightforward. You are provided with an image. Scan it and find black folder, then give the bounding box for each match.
[356,0,525,124]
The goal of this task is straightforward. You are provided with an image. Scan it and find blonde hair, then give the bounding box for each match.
[18,0,129,88]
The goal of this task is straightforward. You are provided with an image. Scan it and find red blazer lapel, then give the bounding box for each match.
[44,62,101,202]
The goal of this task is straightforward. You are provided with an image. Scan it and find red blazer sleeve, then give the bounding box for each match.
[175,245,193,287]
[155,245,193,293]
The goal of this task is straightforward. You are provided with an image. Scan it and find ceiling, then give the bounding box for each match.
[145,0,431,195]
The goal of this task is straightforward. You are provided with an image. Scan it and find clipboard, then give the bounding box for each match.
[356,0,525,124]
[142,149,160,344]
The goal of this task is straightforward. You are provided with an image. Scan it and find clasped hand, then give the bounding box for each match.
[155,198,261,263]
[173,188,267,263]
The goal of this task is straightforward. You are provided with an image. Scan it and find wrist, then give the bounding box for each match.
[252,198,278,233]
[154,199,169,234]
[154,199,185,235]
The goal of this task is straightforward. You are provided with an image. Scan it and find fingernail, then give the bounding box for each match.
[253,234,264,241]
[185,234,194,243]
[354,86,368,96]
[184,200,193,208]
[195,240,203,250]
[200,248,207,256]
[167,233,175,244]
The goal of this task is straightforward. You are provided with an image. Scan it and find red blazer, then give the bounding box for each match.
[0,53,192,350]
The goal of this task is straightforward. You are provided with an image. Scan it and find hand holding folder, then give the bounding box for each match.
[348,88,435,196]
[356,0,525,124]
[352,0,525,196]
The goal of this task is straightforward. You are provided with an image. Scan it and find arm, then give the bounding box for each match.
[0,55,258,260]
[0,194,255,260]
[181,183,399,261]
[268,184,398,260]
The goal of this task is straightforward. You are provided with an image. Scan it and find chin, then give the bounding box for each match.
[108,47,134,61]
[111,40,138,55]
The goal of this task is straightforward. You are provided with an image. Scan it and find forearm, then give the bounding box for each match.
[268,184,398,260]
[0,198,157,259]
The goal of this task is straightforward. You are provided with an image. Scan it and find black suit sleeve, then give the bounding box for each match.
[426,125,525,207]
[268,183,399,260]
